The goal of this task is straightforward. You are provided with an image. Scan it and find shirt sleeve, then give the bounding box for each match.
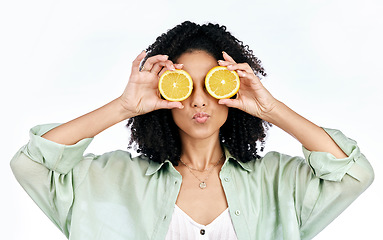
[10,124,93,238]
[295,128,374,239]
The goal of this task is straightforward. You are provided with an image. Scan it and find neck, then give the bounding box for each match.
[179,133,224,170]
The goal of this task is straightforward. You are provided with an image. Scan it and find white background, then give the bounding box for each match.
[1,0,382,239]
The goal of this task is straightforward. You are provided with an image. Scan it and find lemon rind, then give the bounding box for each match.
[158,70,193,102]
[205,66,240,99]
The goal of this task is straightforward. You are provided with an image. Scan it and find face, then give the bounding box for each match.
[171,50,229,141]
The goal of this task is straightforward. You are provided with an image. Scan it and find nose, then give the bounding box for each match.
[190,87,207,108]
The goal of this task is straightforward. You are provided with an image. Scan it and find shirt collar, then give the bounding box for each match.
[145,160,170,176]
[145,146,253,176]
[222,146,253,172]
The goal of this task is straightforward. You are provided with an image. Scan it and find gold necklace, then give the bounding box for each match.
[180,154,224,189]
[179,153,224,172]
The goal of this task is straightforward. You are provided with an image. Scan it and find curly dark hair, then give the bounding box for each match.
[127,21,270,165]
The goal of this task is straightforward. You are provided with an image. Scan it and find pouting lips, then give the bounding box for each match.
[192,112,210,123]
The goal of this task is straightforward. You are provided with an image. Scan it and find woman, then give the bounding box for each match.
[11,21,374,240]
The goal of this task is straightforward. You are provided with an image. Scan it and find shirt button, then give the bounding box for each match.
[224,177,230,182]
[235,210,241,216]
[200,229,205,235]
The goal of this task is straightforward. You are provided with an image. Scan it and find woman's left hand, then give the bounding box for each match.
[217,52,279,120]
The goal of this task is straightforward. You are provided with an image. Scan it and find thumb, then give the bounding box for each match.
[156,100,184,110]
[218,99,242,110]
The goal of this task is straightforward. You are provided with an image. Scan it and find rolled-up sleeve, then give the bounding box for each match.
[296,128,374,239]
[10,124,93,237]
[23,123,93,174]
[303,128,365,182]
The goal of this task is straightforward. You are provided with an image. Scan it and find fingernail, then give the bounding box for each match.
[179,105,184,109]
[222,51,227,55]
[170,65,176,71]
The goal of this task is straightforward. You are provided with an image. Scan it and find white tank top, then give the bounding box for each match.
[165,205,238,240]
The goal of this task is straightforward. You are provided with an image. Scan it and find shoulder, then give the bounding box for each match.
[262,151,305,169]
[240,151,307,179]
[76,150,151,175]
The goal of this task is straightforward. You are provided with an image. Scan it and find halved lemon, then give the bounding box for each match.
[158,69,193,102]
[205,66,240,99]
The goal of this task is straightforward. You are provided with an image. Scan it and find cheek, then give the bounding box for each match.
[171,109,188,129]
[215,105,229,125]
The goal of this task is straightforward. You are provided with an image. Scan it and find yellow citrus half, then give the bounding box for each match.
[205,66,240,99]
[158,69,193,101]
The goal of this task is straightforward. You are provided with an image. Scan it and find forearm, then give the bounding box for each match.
[263,101,348,159]
[42,98,133,145]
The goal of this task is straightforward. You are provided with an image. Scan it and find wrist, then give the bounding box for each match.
[113,97,138,121]
[258,99,285,124]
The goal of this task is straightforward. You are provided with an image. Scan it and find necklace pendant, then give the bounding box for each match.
[199,182,207,189]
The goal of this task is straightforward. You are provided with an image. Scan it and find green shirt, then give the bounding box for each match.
[11,124,374,240]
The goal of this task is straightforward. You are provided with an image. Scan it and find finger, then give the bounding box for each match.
[156,100,184,110]
[151,62,165,74]
[218,98,243,110]
[165,60,176,71]
[218,61,253,79]
[158,68,167,77]
[222,51,237,63]
[174,63,184,69]
[132,50,147,73]
[236,69,247,78]
[236,69,262,86]
[227,63,253,74]
[158,63,184,77]
[217,60,232,66]
[151,60,175,74]
[142,54,169,71]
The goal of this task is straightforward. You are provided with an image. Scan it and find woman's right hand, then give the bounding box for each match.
[119,51,184,118]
